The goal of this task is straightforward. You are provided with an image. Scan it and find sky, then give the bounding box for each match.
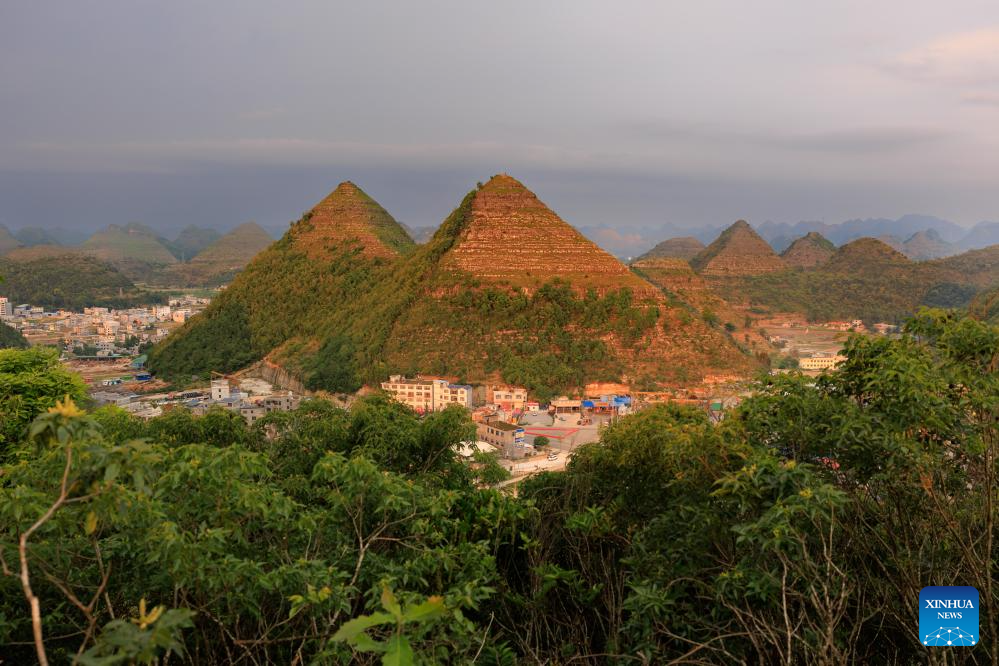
[2,1,999,246]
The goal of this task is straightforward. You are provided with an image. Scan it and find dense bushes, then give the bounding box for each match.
[0,322,27,349]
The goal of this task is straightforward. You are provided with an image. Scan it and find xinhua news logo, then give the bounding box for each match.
[920,586,979,647]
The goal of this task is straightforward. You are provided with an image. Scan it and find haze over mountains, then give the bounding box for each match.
[579,214,999,260]
[0,220,274,288]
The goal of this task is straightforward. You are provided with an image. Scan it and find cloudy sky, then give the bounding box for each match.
[2,1,999,242]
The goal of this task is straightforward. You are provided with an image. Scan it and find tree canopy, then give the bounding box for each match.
[2,309,997,664]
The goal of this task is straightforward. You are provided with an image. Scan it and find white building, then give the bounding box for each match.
[211,379,231,401]
[799,354,846,371]
[381,375,473,412]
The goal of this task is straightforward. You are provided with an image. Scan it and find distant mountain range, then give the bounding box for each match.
[0,222,274,287]
[658,219,999,324]
[577,215,999,261]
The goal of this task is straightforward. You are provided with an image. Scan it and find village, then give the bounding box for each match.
[2,292,901,482]
[0,293,210,356]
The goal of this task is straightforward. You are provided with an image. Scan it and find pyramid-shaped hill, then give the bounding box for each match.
[195,222,272,264]
[83,223,178,265]
[148,182,414,379]
[0,225,22,254]
[289,181,414,260]
[436,174,652,293]
[635,236,705,262]
[165,222,274,287]
[823,237,910,274]
[691,220,785,276]
[901,229,956,260]
[780,232,836,269]
[630,257,704,292]
[150,175,758,393]
[363,176,756,392]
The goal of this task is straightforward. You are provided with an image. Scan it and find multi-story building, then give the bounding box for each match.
[0,297,11,317]
[210,379,231,401]
[381,375,473,412]
[488,385,528,411]
[799,354,846,371]
[476,419,527,457]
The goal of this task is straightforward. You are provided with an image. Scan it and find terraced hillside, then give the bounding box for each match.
[368,176,753,393]
[151,176,756,396]
[713,236,996,323]
[634,236,705,261]
[690,220,786,276]
[780,232,835,268]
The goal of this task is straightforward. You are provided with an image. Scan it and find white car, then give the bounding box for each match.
[547,452,559,461]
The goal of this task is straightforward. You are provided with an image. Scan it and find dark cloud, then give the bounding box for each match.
[2,2,999,232]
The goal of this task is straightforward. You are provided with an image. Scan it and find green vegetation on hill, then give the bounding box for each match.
[0,347,86,455]
[0,254,162,309]
[12,226,60,247]
[165,225,222,261]
[0,225,21,254]
[710,237,998,323]
[152,182,720,397]
[83,223,178,264]
[167,222,273,286]
[4,311,999,663]
[0,322,28,349]
[970,284,999,324]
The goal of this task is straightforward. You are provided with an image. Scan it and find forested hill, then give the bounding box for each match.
[701,234,999,324]
[150,176,755,396]
[0,253,160,309]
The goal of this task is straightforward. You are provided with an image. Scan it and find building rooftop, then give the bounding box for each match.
[485,421,521,432]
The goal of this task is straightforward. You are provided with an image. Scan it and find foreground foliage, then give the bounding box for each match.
[2,309,997,663]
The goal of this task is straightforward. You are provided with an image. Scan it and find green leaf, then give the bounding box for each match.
[332,612,394,642]
[380,586,402,620]
[382,635,414,666]
[84,511,98,535]
[402,596,445,623]
[352,632,387,653]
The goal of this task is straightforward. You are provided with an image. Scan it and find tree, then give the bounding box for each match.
[0,347,87,459]
[533,435,551,451]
